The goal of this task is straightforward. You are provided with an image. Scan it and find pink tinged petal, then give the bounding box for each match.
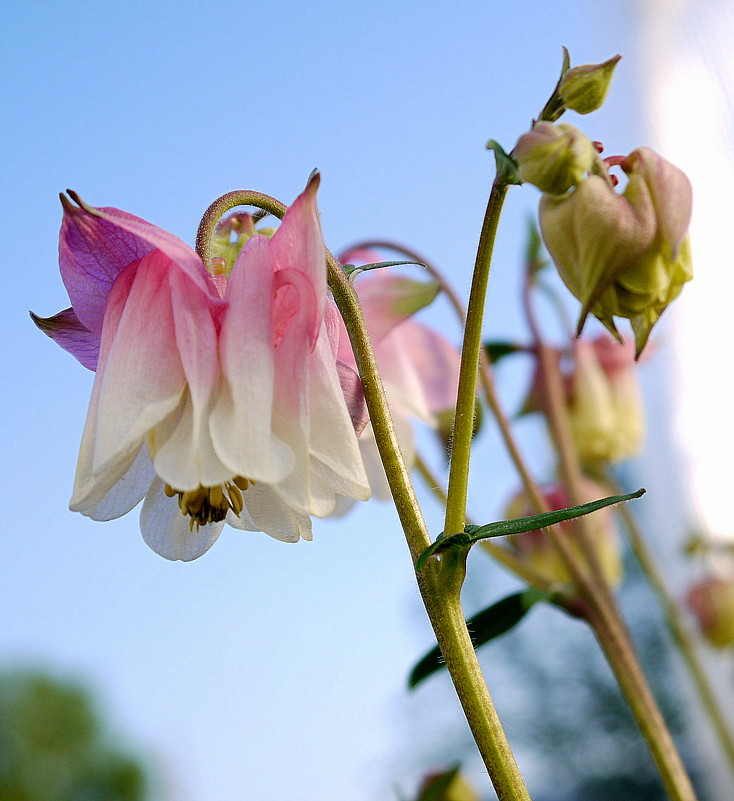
[151,268,231,491]
[336,360,368,435]
[355,271,440,343]
[140,477,224,561]
[92,253,188,473]
[373,331,433,422]
[73,444,156,521]
[210,236,292,483]
[268,175,326,337]
[228,483,313,542]
[30,307,100,370]
[304,324,371,504]
[628,148,692,257]
[391,320,461,414]
[269,268,323,514]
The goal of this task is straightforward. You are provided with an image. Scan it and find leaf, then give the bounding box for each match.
[464,489,645,543]
[415,489,645,571]
[483,340,527,365]
[408,588,552,689]
[486,140,521,185]
[342,259,424,278]
[415,765,461,801]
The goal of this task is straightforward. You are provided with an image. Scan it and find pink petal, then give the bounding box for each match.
[210,236,292,483]
[268,175,326,340]
[59,193,220,338]
[228,483,313,542]
[30,307,100,370]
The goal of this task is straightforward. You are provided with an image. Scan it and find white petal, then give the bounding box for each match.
[140,477,224,561]
[74,443,156,521]
[231,483,312,542]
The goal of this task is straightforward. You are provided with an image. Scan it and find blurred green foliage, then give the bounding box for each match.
[0,669,149,801]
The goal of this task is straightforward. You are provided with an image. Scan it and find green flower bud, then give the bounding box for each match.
[539,148,693,355]
[558,55,621,115]
[513,122,596,195]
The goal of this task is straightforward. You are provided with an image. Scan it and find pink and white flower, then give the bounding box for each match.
[34,179,370,560]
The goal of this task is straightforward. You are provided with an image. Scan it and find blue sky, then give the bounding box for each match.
[1,2,651,799]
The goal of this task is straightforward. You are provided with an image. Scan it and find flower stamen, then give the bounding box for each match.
[164,477,254,530]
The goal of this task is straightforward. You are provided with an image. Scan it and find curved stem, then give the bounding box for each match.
[444,180,509,537]
[197,186,531,800]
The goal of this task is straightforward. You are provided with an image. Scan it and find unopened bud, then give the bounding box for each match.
[558,55,621,115]
[514,122,595,195]
[687,576,734,648]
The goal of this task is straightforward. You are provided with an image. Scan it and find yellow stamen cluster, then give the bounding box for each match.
[164,476,253,530]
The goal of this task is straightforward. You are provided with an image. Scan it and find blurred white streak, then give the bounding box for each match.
[638,0,734,540]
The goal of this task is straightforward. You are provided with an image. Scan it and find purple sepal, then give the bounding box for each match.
[30,307,100,370]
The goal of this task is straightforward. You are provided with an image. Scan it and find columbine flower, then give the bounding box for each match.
[566,335,644,465]
[539,146,693,355]
[333,252,462,501]
[686,576,734,648]
[33,178,370,560]
[505,479,623,588]
[557,55,621,115]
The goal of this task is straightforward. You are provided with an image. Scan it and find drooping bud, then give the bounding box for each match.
[567,336,644,464]
[686,576,734,648]
[505,479,623,587]
[513,122,596,195]
[558,55,621,115]
[539,148,693,355]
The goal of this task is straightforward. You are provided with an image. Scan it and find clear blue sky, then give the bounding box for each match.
[1,2,643,799]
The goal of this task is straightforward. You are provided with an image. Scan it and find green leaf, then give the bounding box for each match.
[342,259,424,277]
[416,489,645,571]
[483,340,527,365]
[486,140,521,185]
[415,765,461,801]
[408,588,551,689]
[465,489,645,543]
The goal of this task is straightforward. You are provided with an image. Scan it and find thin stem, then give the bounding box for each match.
[523,277,698,801]
[444,180,509,537]
[612,484,734,776]
[196,187,531,800]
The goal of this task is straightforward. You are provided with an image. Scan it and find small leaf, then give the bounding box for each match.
[415,765,461,801]
[483,340,527,365]
[408,588,551,689]
[486,140,521,185]
[464,488,645,543]
[342,259,424,278]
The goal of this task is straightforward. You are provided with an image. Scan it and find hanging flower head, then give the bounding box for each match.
[33,178,370,560]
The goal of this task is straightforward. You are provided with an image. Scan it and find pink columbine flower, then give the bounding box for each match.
[334,251,462,500]
[33,178,370,560]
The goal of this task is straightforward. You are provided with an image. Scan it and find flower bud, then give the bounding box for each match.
[558,55,621,115]
[505,479,623,587]
[567,336,644,464]
[514,122,596,195]
[686,576,734,648]
[539,148,692,355]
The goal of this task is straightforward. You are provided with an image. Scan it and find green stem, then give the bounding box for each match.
[444,180,508,537]
[613,488,734,776]
[196,186,531,801]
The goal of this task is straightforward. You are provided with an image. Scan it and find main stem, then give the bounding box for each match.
[444,180,508,537]
[196,185,531,801]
